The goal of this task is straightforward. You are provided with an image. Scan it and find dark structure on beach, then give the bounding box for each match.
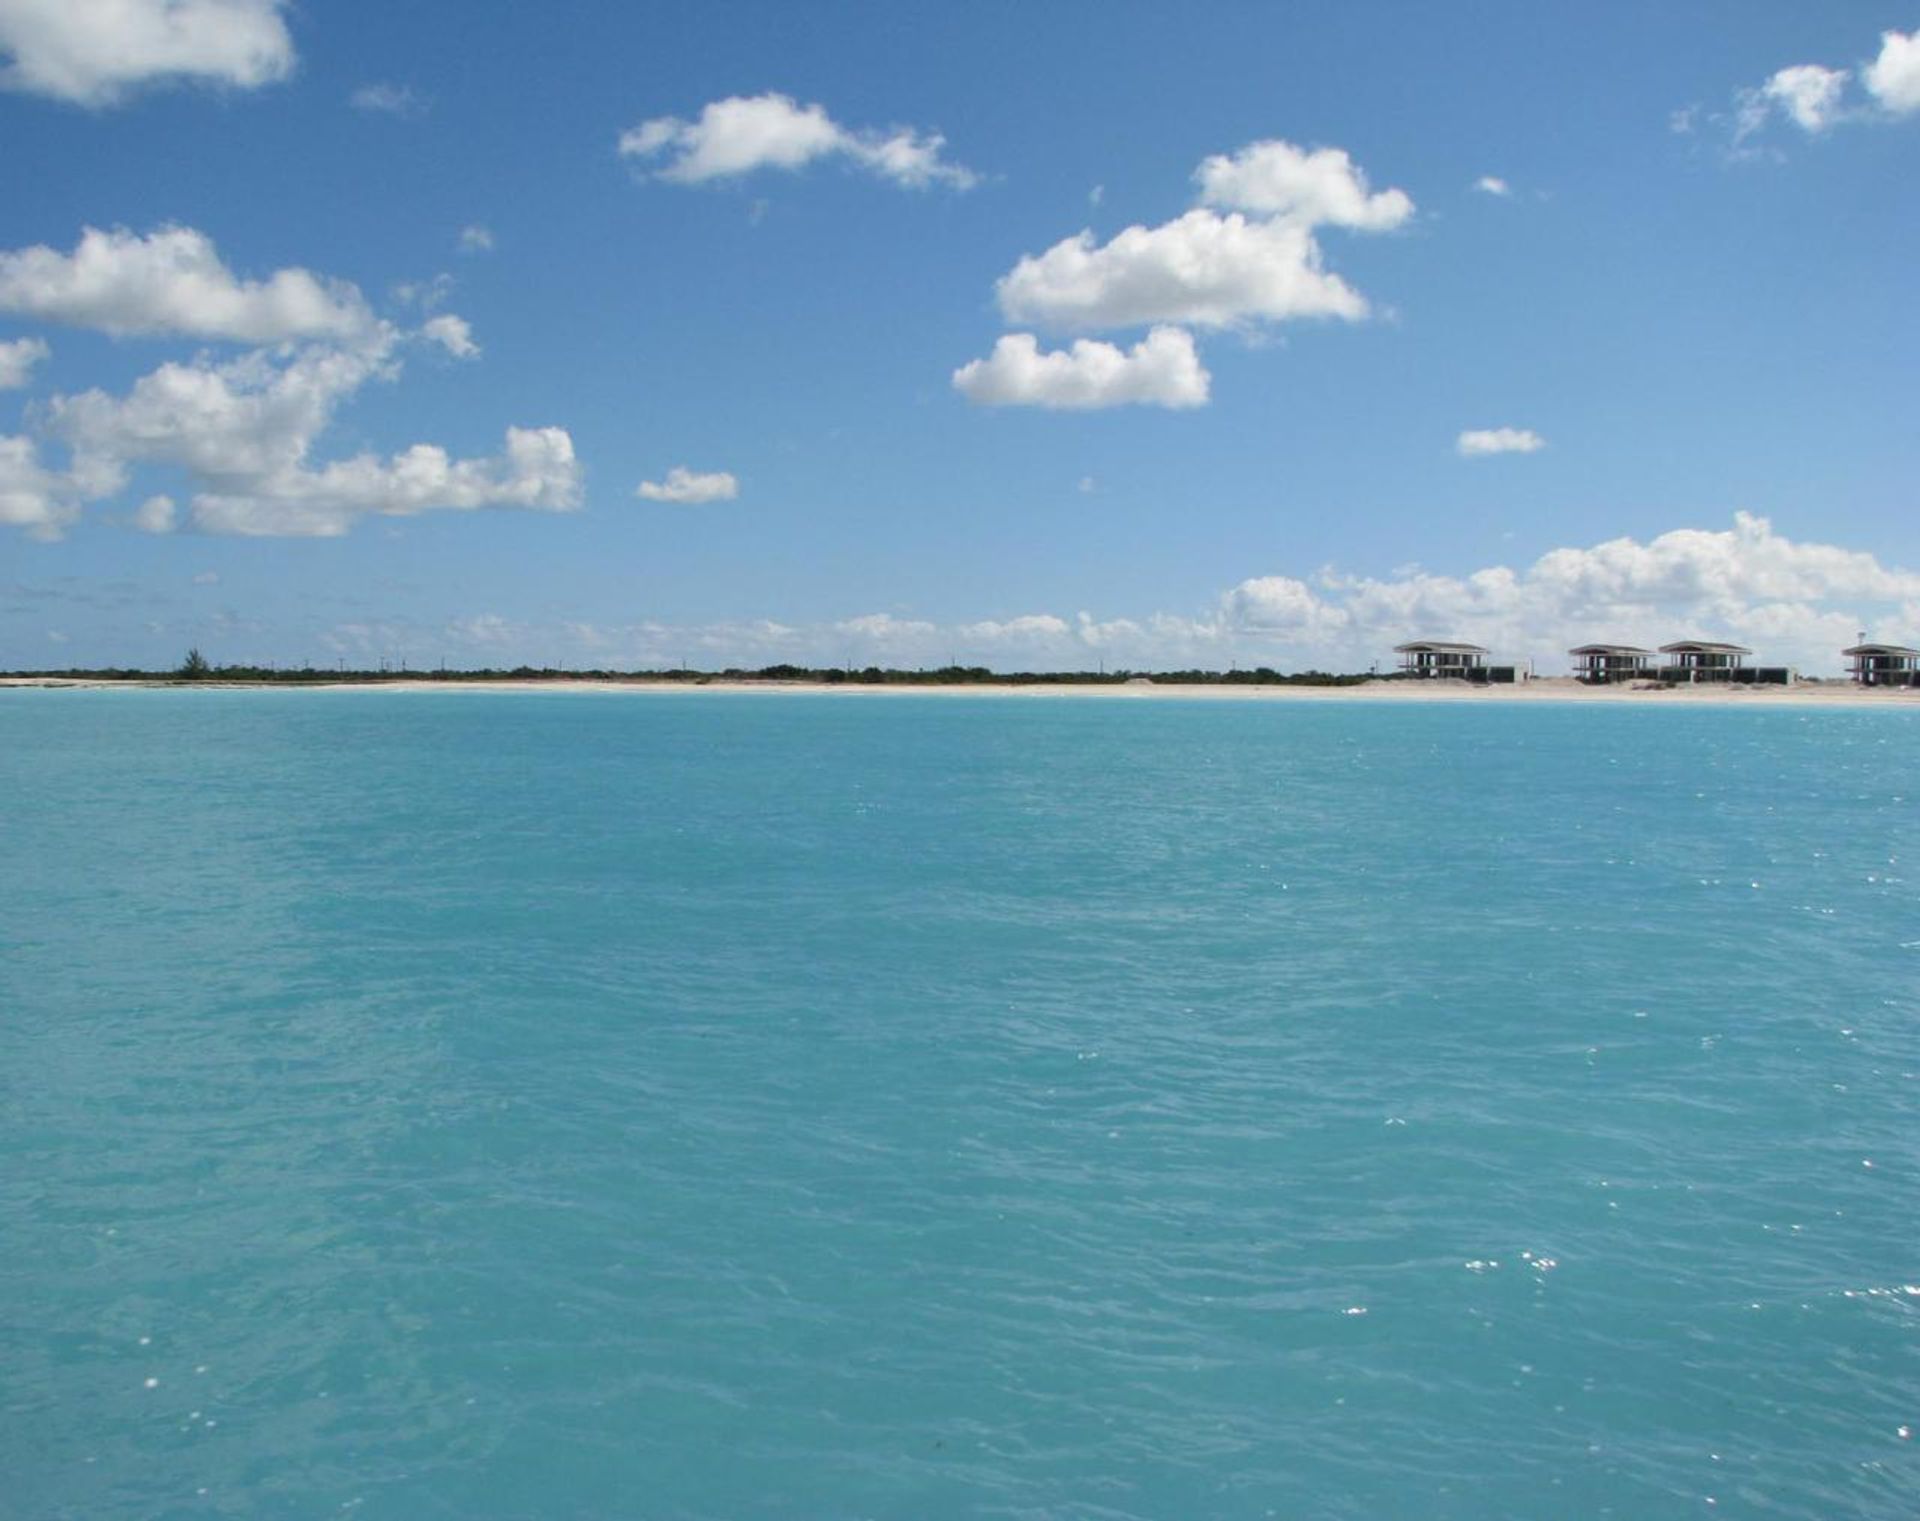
[1395,640,1485,677]
[1657,640,1790,685]
[1569,644,1652,684]
[1393,640,1517,683]
[1843,643,1920,687]
[1659,640,1750,679]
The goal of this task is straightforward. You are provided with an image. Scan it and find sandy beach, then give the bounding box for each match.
[5,675,1917,708]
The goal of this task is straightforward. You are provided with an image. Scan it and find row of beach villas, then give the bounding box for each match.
[1393,640,1920,687]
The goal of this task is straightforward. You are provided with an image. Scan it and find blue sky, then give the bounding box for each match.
[1,0,1916,672]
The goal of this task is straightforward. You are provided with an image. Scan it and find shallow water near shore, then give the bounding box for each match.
[2,690,1916,1520]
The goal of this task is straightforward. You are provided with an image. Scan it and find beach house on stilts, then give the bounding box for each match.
[1569,644,1652,684]
[1843,642,1920,687]
[1394,641,1488,679]
[1392,641,1520,684]
[1658,640,1752,683]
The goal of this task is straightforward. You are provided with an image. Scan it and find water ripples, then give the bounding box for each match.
[1,692,1915,1518]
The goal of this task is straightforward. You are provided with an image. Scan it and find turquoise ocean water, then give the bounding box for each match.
[2,690,1916,1520]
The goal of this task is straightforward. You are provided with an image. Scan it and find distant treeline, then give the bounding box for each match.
[4,654,1375,687]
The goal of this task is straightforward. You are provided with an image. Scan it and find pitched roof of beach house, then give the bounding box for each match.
[1842,643,1920,657]
[1658,640,1751,655]
[1393,640,1489,654]
[1568,643,1650,656]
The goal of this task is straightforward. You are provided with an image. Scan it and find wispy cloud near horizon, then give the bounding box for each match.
[290,516,1920,679]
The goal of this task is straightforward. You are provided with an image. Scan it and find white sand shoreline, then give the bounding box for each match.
[4,675,1917,709]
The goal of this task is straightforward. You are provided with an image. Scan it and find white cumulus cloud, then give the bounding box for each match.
[0,334,48,387]
[960,138,1406,409]
[133,493,176,533]
[0,433,79,538]
[1194,139,1413,229]
[1221,574,1352,639]
[0,225,372,343]
[1865,29,1920,113]
[636,466,738,503]
[1719,28,1920,147]
[996,210,1372,332]
[1457,427,1545,457]
[187,425,579,537]
[991,139,1407,337]
[421,313,479,359]
[52,338,394,485]
[953,326,1209,410]
[0,428,121,539]
[27,326,580,537]
[1473,175,1511,196]
[619,92,977,189]
[1761,64,1850,132]
[457,225,495,254]
[0,0,294,106]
